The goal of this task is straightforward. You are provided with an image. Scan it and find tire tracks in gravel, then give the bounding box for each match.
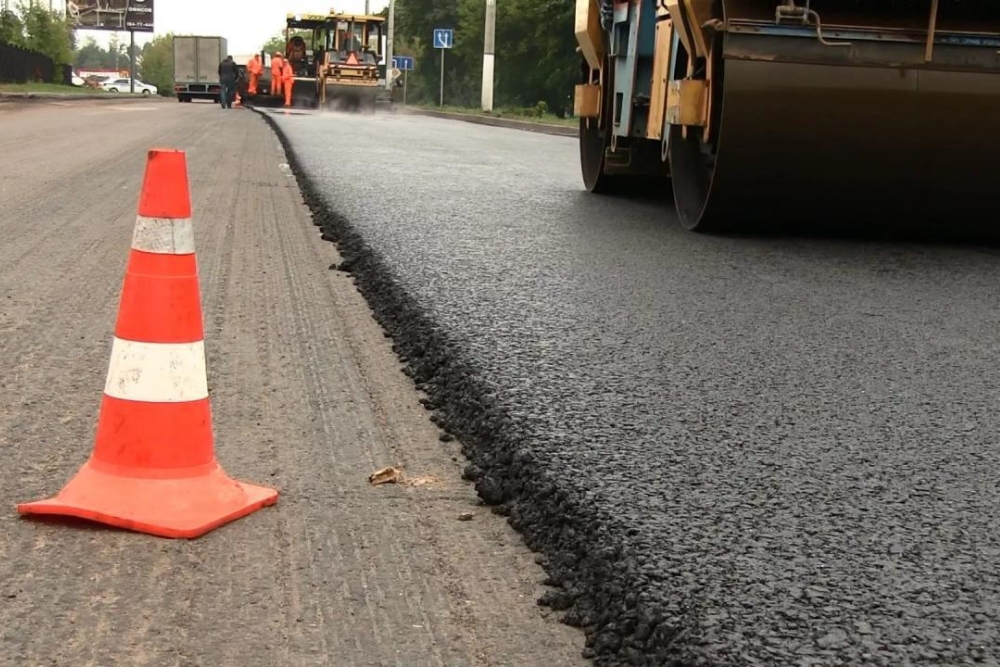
[0,103,244,667]
[2,102,587,667]
[246,110,587,667]
[0,106,180,270]
[0,104,212,667]
[254,107,597,666]
[0,112,203,362]
[263,132,461,666]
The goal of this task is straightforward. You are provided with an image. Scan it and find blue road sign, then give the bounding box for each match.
[433,29,454,49]
[392,55,415,71]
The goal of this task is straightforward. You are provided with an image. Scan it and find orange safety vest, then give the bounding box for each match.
[248,56,262,75]
[282,60,293,80]
[271,55,283,77]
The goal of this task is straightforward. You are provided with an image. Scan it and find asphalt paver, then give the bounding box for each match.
[265,108,1000,666]
[0,100,586,666]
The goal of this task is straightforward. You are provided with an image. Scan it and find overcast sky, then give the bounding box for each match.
[60,0,390,56]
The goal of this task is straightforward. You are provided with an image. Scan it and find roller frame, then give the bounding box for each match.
[575,0,1000,231]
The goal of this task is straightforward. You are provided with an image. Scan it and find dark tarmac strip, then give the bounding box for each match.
[262,107,1000,667]
[0,101,586,666]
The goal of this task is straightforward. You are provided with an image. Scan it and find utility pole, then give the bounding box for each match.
[481,0,495,112]
[364,0,369,14]
[385,0,395,91]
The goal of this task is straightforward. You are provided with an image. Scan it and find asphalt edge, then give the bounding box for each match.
[252,108,687,667]
[396,106,577,138]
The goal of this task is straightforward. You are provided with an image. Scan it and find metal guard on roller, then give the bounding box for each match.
[574,0,1000,232]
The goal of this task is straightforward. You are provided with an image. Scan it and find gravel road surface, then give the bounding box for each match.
[264,108,1000,667]
[0,101,586,666]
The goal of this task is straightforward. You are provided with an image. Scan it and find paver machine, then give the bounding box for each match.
[575,1,1000,232]
[281,10,387,112]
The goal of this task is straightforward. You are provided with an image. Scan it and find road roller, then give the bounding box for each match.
[249,11,386,112]
[287,12,385,113]
[575,1,1000,231]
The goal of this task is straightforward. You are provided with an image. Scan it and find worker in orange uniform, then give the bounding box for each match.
[271,51,284,97]
[246,53,262,95]
[282,57,294,107]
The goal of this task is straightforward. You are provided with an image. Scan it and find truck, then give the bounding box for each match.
[173,35,228,103]
[574,1,1000,232]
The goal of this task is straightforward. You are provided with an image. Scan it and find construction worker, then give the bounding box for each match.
[271,51,284,97]
[246,53,262,95]
[217,55,238,109]
[282,57,294,107]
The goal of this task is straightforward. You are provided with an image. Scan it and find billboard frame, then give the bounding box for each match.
[66,0,155,34]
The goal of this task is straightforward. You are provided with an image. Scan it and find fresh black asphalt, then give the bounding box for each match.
[260,108,1000,667]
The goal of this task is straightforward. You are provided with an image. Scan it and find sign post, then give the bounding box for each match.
[432,28,453,107]
[391,55,414,105]
[386,0,395,91]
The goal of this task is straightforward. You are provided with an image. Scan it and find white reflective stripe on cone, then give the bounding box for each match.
[131,216,195,255]
[104,338,209,403]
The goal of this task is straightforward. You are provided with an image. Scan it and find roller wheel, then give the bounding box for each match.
[580,57,620,194]
[361,92,377,115]
[667,32,725,232]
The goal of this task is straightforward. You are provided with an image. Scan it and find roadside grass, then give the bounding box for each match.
[0,82,108,94]
[412,102,577,127]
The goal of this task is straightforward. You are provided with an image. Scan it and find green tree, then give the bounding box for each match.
[20,3,74,66]
[0,8,25,46]
[391,0,577,112]
[139,33,174,95]
[75,36,115,68]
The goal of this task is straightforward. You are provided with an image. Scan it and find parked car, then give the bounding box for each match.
[100,78,157,95]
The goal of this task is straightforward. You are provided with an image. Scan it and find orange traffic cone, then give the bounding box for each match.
[17,148,278,539]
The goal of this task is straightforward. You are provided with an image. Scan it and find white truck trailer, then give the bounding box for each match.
[172,35,228,103]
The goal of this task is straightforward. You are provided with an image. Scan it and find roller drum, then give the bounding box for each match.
[670,34,1000,231]
[323,84,379,113]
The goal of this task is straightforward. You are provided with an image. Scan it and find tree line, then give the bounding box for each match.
[0,2,169,90]
[257,1,580,114]
[0,3,74,70]
[71,31,174,94]
[2,0,581,110]
[390,0,578,114]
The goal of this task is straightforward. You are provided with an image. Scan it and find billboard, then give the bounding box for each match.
[66,0,154,33]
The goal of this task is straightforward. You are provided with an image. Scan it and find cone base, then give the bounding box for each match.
[17,460,279,539]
